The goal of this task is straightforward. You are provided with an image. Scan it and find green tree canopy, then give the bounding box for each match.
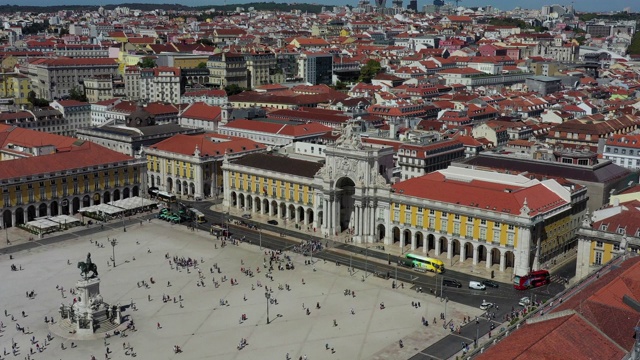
[628,32,640,55]
[138,57,156,69]
[359,59,382,84]
[27,90,49,107]
[224,84,245,96]
[196,38,214,46]
[197,62,208,69]
[68,86,87,102]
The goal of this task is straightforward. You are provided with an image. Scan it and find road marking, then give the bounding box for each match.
[449,332,474,342]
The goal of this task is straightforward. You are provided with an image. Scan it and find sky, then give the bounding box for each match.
[0,0,632,13]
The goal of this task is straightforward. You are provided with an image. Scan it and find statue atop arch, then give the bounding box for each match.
[336,118,363,149]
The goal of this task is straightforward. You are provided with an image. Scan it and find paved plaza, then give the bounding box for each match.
[0,219,482,360]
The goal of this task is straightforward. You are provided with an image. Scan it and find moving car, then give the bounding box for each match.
[469,281,486,290]
[519,297,531,307]
[443,279,462,288]
[267,220,278,225]
[480,301,494,310]
[241,214,252,219]
[482,280,500,288]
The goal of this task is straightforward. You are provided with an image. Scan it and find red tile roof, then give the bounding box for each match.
[180,102,221,121]
[149,134,266,157]
[392,171,568,216]
[476,313,627,360]
[221,119,331,137]
[0,124,77,150]
[0,141,132,180]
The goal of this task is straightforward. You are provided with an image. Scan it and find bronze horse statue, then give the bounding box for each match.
[78,252,98,279]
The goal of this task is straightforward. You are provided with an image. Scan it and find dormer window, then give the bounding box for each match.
[617,227,625,235]
[600,224,608,231]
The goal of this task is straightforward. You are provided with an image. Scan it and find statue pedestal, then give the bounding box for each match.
[72,277,103,335]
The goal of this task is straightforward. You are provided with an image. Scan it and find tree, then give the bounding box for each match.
[628,32,640,55]
[224,84,244,96]
[27,90,49,108]
[197,62,208,69]
[196,38,214,46]
[359,59,382,84]
[332,81,347,91]
[138,57,156,69]
[69,86,87,102]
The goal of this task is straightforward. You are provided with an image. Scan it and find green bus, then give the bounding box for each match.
[405,254,445,273]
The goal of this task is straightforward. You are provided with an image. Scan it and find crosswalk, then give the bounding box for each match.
[550,275,567,284]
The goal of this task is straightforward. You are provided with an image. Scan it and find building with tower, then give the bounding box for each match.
[221,122,583,277]
[407,0,418,12]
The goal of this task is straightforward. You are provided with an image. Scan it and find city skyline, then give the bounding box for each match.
[0,0,633,12]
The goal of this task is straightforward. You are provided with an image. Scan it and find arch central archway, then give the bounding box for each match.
[335,177,355,232]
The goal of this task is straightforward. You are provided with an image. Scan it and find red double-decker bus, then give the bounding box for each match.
[513,270,550,290]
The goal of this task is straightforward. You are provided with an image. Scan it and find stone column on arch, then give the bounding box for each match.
[472,244,479,265]
[486,248,493,268]
[500,251,506,272]
[460,242,466,262]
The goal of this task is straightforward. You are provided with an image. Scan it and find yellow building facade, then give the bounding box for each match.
[1,144,146,228]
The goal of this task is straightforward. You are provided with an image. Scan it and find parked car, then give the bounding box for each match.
[480,301,494,310]
[443,279,462,288]
[267,220,278,225]
[519,297,531,307]
[469,281,486,290]
[241,214,252,219]
[482,280,500,288]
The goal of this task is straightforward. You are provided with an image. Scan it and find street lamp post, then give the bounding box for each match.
[110,238,118,267]
[259,227,262,250]
[265,291,271,324]
[349,253,353,274]
[364,245,368,279]
[4,221,9,245]
[122,213,126,232]
[444,296,448,320]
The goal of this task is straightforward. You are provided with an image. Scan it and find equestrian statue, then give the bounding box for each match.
[78,252,99,280]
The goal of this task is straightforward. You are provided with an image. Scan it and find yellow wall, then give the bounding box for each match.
[228,171,314,206]
[174,57,209,69]
[589,241,616,265]
[1,166,138,207]
[392,202,520,247]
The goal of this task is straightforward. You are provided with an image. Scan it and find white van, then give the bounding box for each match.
[469,281,486,290]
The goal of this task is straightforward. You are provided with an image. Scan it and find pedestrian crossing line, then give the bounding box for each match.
[449,332,474,342]
[418,352,444,360]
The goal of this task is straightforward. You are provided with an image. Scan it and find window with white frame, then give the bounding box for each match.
[394,210,400,221]
[594,251,603,265]
[493,231,500,243]
[466,224,473,236]
[507,233,514,246]
[417,215,423,227]
[479,228,486,240]
[453,222,460,235]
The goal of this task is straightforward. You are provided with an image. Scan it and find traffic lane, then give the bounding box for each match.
[223,223,526,317]
[420,316,500,360]
[204,208,519,289]
[225,221,564,312]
